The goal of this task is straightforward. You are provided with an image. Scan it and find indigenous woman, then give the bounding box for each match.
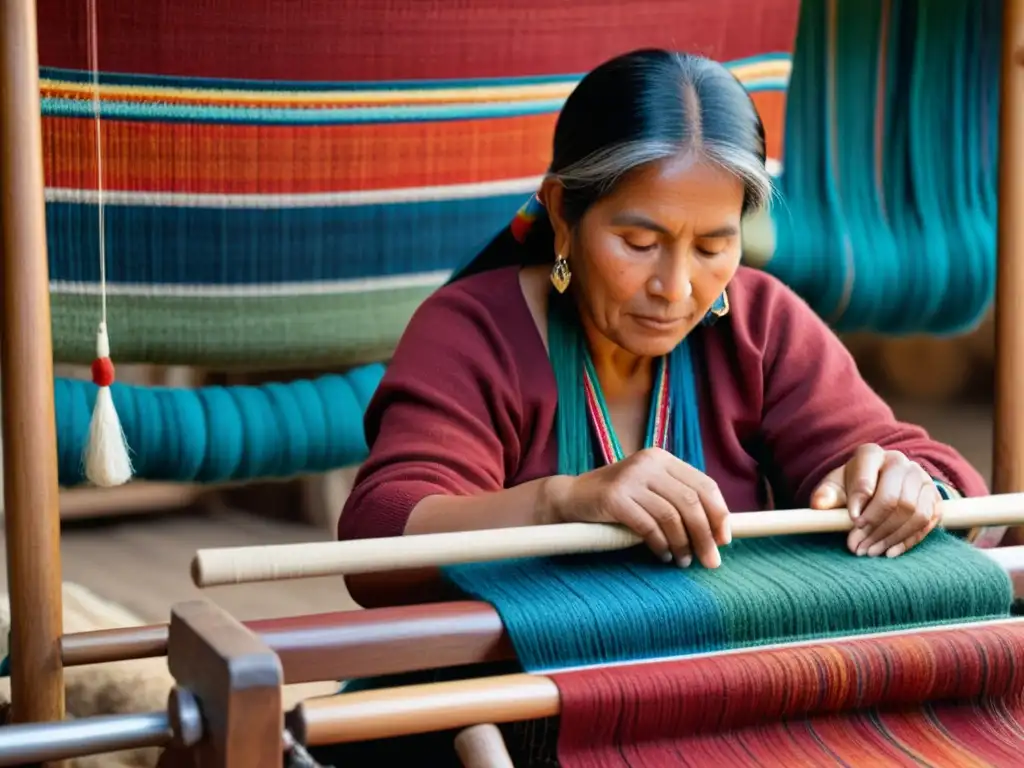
[338,48,988,570]
[322,47,994,767]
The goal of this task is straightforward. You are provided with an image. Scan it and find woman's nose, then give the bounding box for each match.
[649,259,693,302]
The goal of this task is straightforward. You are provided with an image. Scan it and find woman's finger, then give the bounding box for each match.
[664,462,731,546]
[810,466,847,510]
[852,453,908,535]
[886,513,941,558]
[862,471,930,556]
[679,487,720,569]
[636,486,692,566]
[613,495,671,562]
[844,444,886,521]
[870,482,939,557]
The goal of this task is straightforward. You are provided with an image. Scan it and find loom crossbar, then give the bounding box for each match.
[192,495,1024,587]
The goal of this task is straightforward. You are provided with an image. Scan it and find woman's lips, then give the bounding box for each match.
[632,315,689,332]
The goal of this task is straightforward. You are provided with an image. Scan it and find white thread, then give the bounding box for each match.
[87,0,106,327]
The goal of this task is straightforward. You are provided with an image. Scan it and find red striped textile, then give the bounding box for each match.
[553,622,1024,767]
[38,0,799,82]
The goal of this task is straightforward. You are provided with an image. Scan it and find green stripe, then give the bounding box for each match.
[51,287,438,369]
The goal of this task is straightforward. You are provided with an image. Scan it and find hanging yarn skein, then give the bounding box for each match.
[82,0,132,487]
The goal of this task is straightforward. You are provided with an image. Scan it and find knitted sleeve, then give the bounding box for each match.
[337,284,525,540]
[746,272,989,506]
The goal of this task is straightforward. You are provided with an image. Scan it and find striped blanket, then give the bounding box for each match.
[37,0,798,369]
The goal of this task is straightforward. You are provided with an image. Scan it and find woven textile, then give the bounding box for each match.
[37,0,798,368]
[553,621,1024,766]
[443,531,1013,672]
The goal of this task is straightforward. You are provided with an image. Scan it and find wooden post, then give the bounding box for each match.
[167,601,283,768]
[0,0,66,740]
[995,0,1024,545]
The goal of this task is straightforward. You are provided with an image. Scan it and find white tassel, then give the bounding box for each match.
[84,322,133,487]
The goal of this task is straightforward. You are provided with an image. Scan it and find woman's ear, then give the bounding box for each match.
[539,178,571,258]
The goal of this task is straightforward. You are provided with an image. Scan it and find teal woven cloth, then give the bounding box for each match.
[442,530,1013,672]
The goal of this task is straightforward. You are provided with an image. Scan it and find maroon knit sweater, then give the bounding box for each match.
[338,266,987,541]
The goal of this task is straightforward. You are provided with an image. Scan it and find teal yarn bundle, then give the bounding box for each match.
[443,531,1012,672]
[767,0,999,334]
[54,364,383,486]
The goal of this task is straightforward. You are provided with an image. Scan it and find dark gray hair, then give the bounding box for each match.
[551,49,772,225]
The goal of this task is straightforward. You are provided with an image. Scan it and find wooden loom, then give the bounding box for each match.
[2,0,1024,766]
[0,503,1017,766]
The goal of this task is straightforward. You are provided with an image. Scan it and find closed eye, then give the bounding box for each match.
[626,240,659,253]
[696,238,729,257]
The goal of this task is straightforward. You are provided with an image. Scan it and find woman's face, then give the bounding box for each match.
[545,154,746,359]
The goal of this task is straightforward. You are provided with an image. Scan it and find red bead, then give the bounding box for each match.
[91,357,115,387]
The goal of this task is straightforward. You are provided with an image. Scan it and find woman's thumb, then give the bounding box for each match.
[810,470,847,510]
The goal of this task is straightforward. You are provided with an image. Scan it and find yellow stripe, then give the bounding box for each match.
[39,60,791,107]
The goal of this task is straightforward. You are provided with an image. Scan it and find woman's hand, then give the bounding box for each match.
[542,447,731,568]
[810,443,942,558]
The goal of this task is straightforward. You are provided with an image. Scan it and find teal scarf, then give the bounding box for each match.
[546,289,706,474]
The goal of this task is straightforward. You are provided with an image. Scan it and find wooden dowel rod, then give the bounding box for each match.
[61,601,512,682]
[192,494,1024,587]
[294,617,1024,747]
[455,724,515,768]
[293,674,559,747]
[0,0,66,741]
[994,0,1024,509]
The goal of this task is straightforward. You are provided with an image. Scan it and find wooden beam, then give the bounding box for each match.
[994,0,1024,538]
[0,0,65,745]
[167,601,282,768]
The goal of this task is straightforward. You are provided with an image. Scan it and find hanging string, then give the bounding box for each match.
[82,0,133,486]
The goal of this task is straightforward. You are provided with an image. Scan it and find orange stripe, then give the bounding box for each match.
[43,93,786,195]
[750,90,787,163]
[42,113,557,193]
[40,84,558,109]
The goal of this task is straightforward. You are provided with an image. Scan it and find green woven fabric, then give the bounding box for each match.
[49,287,436,369]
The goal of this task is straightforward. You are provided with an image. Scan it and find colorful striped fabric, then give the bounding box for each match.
[553,620,1024,766]
[37,0,799,368]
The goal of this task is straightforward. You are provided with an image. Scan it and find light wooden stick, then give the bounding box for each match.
[191,493,1024,587]
[454,724,515,768]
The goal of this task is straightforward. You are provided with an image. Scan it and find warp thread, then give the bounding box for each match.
[767,0,999,334]
[553,622,1024,767]
[443,530,1013,672]
[54,365,384,486]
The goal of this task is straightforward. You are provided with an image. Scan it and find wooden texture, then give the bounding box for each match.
[995,0,1024,529]
[291,673,559,746]
[193,497,1024,587]
[0,0,66,742]
[454,724,515,768]
[63,601,512,682]
[167,601,282,768]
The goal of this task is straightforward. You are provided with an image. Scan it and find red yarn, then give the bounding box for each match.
[552,623,1024,766]
[91,357,115,387]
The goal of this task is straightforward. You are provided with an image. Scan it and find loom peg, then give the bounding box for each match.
[191,493,1024,586]
[454,724,515,768]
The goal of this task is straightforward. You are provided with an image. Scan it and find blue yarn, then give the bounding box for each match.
[53,365,384,486]
[767,0,999,335]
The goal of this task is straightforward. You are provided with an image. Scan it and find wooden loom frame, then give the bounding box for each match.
[2,0,1024,763]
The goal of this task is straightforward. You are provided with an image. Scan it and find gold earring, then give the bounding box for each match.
[550,254,572,293]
